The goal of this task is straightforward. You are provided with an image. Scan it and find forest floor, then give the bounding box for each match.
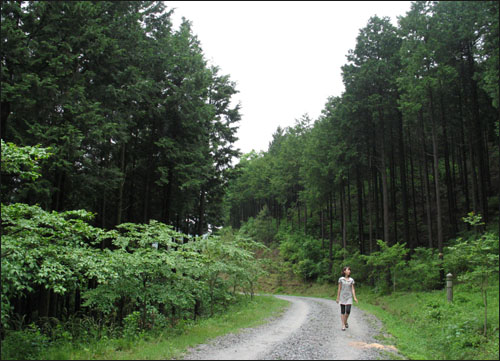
[179,294,403,360]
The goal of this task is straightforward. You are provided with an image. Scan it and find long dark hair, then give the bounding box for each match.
[341,266,351,277]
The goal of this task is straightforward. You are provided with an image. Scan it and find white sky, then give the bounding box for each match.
[166,1,413,155]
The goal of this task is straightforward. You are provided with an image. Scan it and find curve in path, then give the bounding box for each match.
[181,295,400,360]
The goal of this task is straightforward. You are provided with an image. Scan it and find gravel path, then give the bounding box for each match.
[179,295,402,360]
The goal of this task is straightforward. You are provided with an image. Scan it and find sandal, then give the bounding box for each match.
[342,326,346,331]
[345,323,348,328]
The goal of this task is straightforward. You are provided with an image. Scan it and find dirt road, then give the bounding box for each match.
[180,295,401,360]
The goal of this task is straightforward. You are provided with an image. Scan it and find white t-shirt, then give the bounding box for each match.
[338,276,355,305]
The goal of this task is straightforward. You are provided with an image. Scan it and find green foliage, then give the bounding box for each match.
[122,311,143,340]
[239,206,277,245]
[277,226,330,281]
[1,205,267,356]
[2,1,240,232]
[445,231,499,281]
[357,281,499,360]
[1,140,52,181]
[27,295,288,360]
[363,240,409,293]
[79,222,267,327]
[399,248,442,291]
[445,213,499,336]
[224,0,498,284]
[1,202,103,327]
[1,136,262,347]
[445,213,499,282]
[1,323,49,360]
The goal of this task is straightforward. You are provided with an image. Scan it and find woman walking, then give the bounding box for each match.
[336,266,358,331]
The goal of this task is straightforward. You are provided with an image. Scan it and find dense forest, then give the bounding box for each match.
[2,1,240,236]
[1,0,499,359]
[1,0,251,346]
[226,0,499,276]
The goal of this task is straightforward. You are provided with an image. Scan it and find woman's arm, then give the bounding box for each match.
[336,282,341,303]
[352,284,358,303]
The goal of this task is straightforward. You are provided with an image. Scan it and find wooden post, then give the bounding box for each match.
[446,273,453,302]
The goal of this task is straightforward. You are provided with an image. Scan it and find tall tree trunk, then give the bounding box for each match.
[332,188,337,217]
[389,119,398,243]
[143,169,150,223]
[419,110,433,248]
[498,106,500,234]
[483,126,492,195]
[377,109,390,245]
[101,191,107,248]
[347,170,352,223]
[467,118,480,214]
[497,104,500,233]
[466,46,489,222]
[368,162,374,253]
[356,166,365,254]
[397,110,410,246]
[320,208,324,248]
[341,181,347,250]
[116,143,126,225]
[328,192,333,273]
[374,163,380,241]
[197,189,206,236]
[450,130,460,231]
[0,101,10,139]
[164,168,174,225]
[51,169,66,212]
[458,88,471,217]
[407,123,420,248]
[304,203,307,234]
[297,200,301,231]
[439,92,457,237]
[379,153,390,245]
[429,87,444,284]
[39,286,50,319]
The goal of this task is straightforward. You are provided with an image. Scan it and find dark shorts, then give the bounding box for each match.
[340,304,351,314]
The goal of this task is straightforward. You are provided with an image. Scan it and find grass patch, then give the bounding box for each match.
[2,295,289,360]
[355,282,499,360]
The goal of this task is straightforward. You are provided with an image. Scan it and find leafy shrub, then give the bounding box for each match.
[122,311,142,340]
[0,140,270,357]
[277,228,326,281]
[363,240,408,294]
[398,247,442,291]
[239,206,277,245]
[1,323,49,360]
[445,214,499,336]
[1,202,104,328]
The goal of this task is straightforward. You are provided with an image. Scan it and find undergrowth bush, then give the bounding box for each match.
[1,324,49,360]
[239,206,277,245]
[277,227,327,281]
[399,247,442,291]
[360,280,499,360]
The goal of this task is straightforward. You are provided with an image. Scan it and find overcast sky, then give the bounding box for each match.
[166,1,413,155]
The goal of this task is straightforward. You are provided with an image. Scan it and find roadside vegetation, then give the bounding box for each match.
[250,220,499,361]
[1,142,287,360]
[1,294,288,360]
